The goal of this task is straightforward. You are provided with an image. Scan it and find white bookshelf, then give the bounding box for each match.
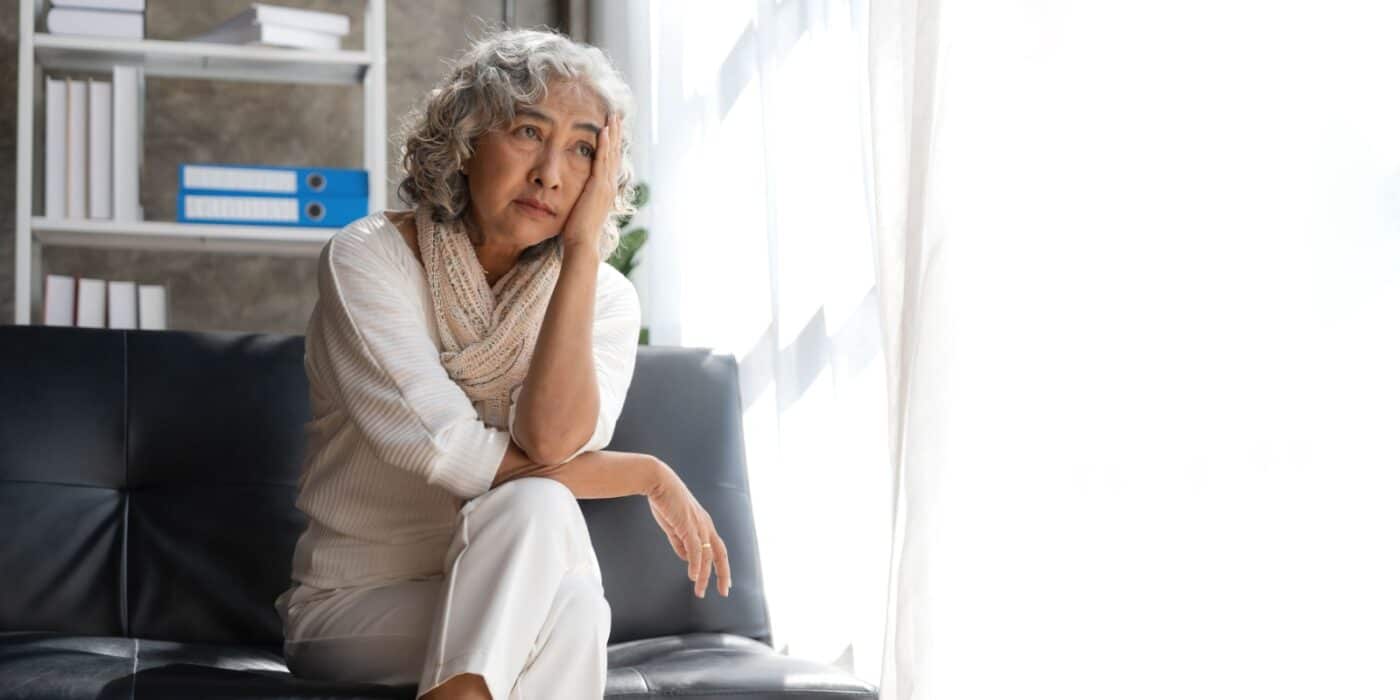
[12,0,389,325]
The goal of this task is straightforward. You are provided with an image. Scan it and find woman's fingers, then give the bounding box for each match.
[665,528,687,561]
[648,466,733,599]
[606,114,622,191]
[597,113,620,181]
[685,527,703,584]
[694,529,731,598]
[598,113,611,170]
[696,541,714,598]
[711,534,732,597]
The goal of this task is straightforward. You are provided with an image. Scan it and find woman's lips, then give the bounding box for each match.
[514,200,554,218]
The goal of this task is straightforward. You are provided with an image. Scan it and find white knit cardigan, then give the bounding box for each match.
[282,211,642,592]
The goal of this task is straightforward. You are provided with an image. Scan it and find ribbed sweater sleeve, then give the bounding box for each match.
[507,263,643,464]
[313,230,509,501]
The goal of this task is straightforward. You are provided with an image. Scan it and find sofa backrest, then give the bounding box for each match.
[0,325,771,648]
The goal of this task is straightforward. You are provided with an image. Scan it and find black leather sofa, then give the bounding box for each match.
[0,325,879,699]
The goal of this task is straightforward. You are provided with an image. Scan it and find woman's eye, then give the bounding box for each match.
[517,126,592,158]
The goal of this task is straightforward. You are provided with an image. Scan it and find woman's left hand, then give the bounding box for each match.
[646,459,732,598]
[559,112,623,256]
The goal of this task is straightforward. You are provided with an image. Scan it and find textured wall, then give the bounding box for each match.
[0,0,569,333]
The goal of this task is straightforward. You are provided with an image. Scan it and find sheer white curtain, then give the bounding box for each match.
[870,0,1400,698]
[592,0,894,686]
[598,0,1400,697]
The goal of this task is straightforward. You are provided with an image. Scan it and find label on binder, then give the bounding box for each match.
[179,164,368,197]
[178,192,368,227]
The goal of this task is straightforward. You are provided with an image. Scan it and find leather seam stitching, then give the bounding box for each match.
[120,331,130,639]
[128,637,138,700]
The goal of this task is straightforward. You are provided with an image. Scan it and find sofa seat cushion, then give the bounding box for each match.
[605,633,878,699]
[0,632,402,699]
[1,632,877,699]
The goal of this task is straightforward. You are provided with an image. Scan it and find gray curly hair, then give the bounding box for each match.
[395,25,638,263]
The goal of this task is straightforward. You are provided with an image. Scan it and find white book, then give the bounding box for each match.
[190,21,341,51]
[76,277,107,328]
[43,274,76,326]
[202,3,350,38]
[45,76,67,219]
[107,280,138,329]
[88,77,113,219]
[252,3,349,35]
[66,78,87,219]
[112,65,141,221]
[137,284,167,330]
[50,0,145,10]
[46,7,145,39]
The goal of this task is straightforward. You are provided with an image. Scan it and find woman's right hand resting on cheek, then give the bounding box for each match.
[646,460,732,599]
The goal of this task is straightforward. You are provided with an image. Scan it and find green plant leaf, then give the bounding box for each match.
[607,181,652,282]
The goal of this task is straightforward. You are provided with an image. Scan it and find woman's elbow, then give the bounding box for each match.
[520,441,560,467]
[523,429,590,467]
[515,412,594,466]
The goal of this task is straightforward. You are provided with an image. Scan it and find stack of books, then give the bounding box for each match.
[43,0,146,40]
[43,274,166,330]
[45,67,143,221]
[188,3,351,51]
[177,163,369,228]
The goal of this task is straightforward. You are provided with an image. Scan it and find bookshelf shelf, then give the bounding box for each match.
[12,0,389,325]
[32,217,331,256]
[33,32,373,86]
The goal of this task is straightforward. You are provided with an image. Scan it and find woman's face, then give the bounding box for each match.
[464,80,608,251]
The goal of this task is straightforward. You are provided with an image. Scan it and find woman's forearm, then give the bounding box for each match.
[493,444,662,500]
[490,439,542,490]
[512,242,601,463]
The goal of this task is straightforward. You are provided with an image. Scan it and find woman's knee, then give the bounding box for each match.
[454,477,599,574]
[468,476,586,531]
[496,475,576,507]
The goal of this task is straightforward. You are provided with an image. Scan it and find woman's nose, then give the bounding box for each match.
[530,152,562,189]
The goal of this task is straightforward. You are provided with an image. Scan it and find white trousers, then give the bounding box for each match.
[278,477,611,700]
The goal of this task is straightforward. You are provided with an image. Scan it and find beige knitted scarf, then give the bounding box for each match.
[414,202,563,430]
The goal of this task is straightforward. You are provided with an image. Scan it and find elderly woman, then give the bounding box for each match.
[273,28,731,700]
